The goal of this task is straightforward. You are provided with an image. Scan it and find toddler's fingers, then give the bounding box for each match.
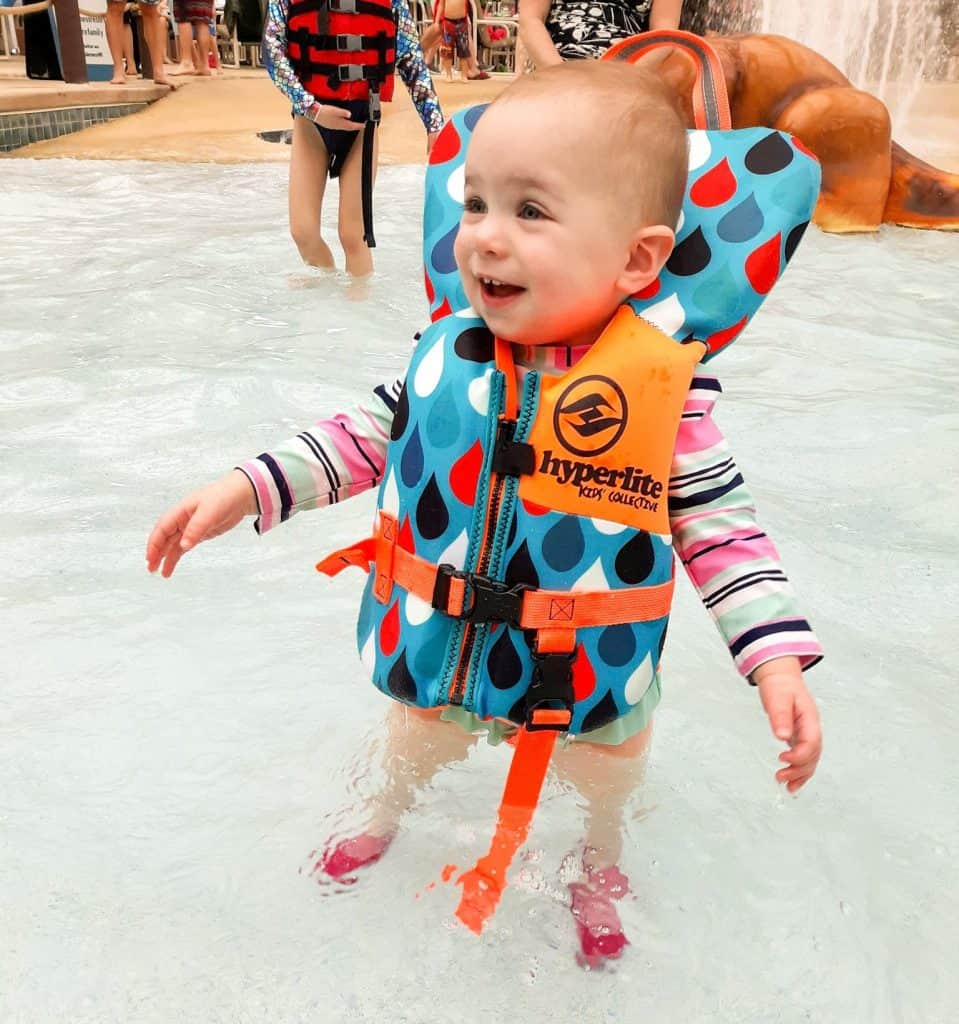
[160,542,187,578]
[776,765,814,792]
[778,739,820,769]
[146,506,191,570]
[179,504,221,552]
[765,693,796,743]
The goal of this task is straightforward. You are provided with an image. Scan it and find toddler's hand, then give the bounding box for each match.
[753,657,822,793]
[146,470,257,578]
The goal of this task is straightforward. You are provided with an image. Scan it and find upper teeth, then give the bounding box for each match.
[483,278,504,286]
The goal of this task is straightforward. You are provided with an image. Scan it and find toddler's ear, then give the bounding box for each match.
[618,225,675,296]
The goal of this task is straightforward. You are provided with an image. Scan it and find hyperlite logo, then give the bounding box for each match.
[539,373,663,512]
[538,450,663,509]
[554,375,627,457]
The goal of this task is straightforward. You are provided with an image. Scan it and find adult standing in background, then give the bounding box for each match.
[519,0,682,66]
[106,0,173,85]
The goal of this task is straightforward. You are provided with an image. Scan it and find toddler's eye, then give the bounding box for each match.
[464,196,487,214]
[518,203,543,220]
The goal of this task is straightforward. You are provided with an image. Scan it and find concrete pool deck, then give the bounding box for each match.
[1,57,956,168]
[0,62,510,164]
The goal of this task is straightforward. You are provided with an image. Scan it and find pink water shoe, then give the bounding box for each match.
[313,831,395,885]
[568,863,630,968]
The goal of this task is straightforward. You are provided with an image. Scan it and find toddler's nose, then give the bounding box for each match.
[473,213,508,256]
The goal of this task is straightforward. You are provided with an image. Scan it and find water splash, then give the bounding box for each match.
[686,0,945,131]
[756,0,943,128]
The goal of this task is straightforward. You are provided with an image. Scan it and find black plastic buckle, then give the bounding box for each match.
[524,647,575,732]
[368,89,381,124]
[336,34,364,51]
[432,565,528,626]
[490,419,535,477]
[329,0,357,11]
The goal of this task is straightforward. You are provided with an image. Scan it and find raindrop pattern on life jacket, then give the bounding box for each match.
[614,532,657,585]
[717,194,765,243]
[426,384,461,449]
[599,623,638,667]
[487,629,523,690]
[415,473,449,541]
[400,425,424,488]
[541,515,586,573]
[387,650,418,703]
[449,439,483,505]
[422,112,820,362]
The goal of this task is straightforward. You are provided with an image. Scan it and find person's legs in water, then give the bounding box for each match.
[314,705,476,883]
[288,116,335,269]
[552,721,653,967]
[335,121,379,278]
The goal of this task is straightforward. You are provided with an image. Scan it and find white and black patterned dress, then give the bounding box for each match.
[544,0,652,60]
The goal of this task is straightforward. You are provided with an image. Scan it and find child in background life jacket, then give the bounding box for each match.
[432,0,490,82]
[146,63,823,968]
[262,0,445,276]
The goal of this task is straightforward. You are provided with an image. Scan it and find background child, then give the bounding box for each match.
[433,0,490,81]
[262,0,444,276]
[146,62,822,967]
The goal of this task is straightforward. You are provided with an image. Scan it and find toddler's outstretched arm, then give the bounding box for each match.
[146,470,257,578]
[146,377,402,577]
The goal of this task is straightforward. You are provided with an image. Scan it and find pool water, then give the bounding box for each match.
[1,159,957,1022]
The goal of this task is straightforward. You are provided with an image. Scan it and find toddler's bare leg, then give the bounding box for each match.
[556,721,652,871]
[551,721,652,966]
[365,704,477,834]
[314,705,475,882]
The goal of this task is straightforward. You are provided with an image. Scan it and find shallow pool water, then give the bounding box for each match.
[1,159,957,1023]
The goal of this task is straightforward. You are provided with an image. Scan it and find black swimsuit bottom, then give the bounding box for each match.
[311,98,370,179]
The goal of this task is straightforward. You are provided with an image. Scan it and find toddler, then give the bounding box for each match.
[147,62,823,968]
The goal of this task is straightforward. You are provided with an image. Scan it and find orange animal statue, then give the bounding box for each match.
[608,32,959,233]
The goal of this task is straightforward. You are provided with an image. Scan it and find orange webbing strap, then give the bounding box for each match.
[315,536,377,576]
[455,714,566,934]
[602,29,732,131]
[318,515,674,626]
[520,581,674,630]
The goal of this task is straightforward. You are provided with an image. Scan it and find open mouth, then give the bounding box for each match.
[479,277,525,302]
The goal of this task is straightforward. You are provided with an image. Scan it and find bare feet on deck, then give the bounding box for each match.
[169,62,197,76]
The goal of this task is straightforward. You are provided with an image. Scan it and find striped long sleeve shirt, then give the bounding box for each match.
[262,0,445,133]
[239,352,822,683]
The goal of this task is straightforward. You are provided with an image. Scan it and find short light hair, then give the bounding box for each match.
[489,61,689,229]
